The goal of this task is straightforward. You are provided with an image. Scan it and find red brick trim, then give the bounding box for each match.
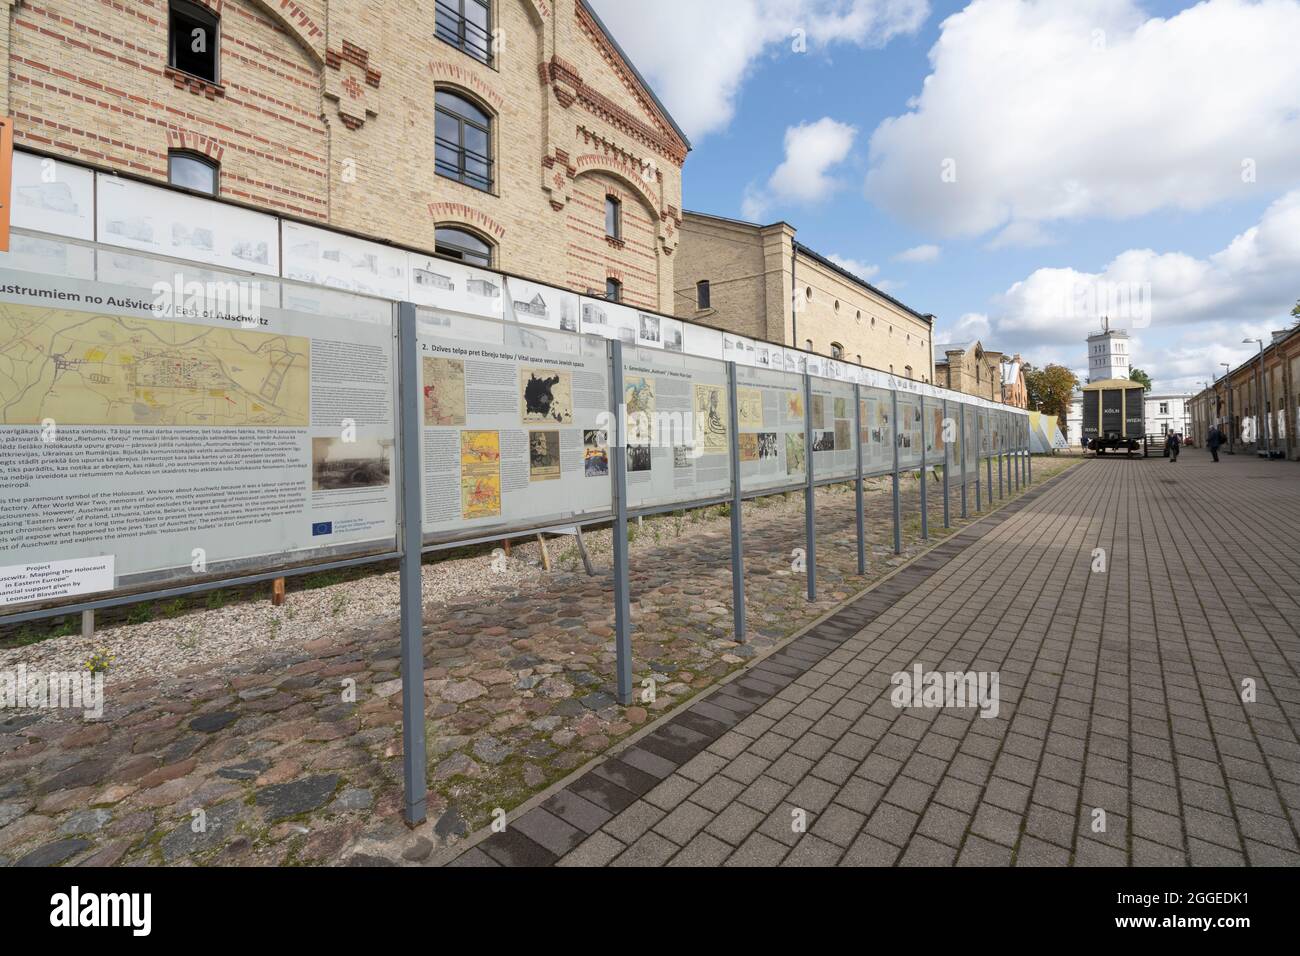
[427,202,506,240]
[166,129,225,163]
[326,40,381,86]
[433,61,505,112]
[572,1,688,164]
[541,57,686,166]
[165,66,226,99]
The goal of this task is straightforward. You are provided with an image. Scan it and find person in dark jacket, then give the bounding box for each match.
[1166,430,1181,462]
[1206,425,1225,462]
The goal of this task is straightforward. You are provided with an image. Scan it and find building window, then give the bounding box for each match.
[804,339,813,352]
[856,354,862,364]
[169,0,220,83]
[905,365,913,379]
[831,342,844,360]
[605,278,622,303]
[435,91,493,191]
[855,310,861,322]
[696,280,710,310]
[834,300,840,313]
[1159,401,1169,415]
[435,226,492,267]
[805,287,812,301]
[605,196,622,241]
[435,0,492,64]
[168,151,218,195]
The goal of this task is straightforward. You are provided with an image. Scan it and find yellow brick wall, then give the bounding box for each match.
[676,212,935,380]
[2,0,685,313]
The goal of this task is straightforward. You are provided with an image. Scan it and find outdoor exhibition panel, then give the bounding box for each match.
[735,363,808,495]
[621,345,733,512]
[859,384,895,477]
[896,391,924,472]
[810,376,859,482]
[414,308,613,545]
[0,236,399,612]
[963,402,979,484]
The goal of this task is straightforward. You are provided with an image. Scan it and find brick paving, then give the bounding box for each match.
[451,451,1300,866]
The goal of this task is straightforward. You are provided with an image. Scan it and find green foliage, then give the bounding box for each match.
[1129,367,1154,392]
[1025,363,1079,431]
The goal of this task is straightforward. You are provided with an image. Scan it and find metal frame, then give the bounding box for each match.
[726,361,746,643]
[803,372,816,600]
[397,302,428,825]
[960,403,969,518]
[608,340,634,705]
[942,399,951,529]
[919,394,929,540]
[854,383,866,574]
[891,388,901,555]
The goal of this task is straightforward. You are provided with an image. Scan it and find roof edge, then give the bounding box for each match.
[578,0,692,152]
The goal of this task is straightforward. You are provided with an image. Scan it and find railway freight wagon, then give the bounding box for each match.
[1081,378,1147,456]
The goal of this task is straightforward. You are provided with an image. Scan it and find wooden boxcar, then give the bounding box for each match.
[1081,378,1146,456]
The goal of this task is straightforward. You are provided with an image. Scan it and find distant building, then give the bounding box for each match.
[934,340,1003,401]
[674,212,935,380]
[1001,354,1028,408]
[1086,319,1131,382]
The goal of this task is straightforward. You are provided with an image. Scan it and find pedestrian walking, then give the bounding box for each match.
[1206,424,1225,462]
[1166,430,1181,462]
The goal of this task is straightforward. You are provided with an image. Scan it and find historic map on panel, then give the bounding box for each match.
[519,366,573,425]
[460,429,502,519]
[422,356,466,426]
[0,303,309,426]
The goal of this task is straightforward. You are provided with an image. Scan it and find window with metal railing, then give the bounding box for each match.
[435,91,493,192]
[435,0,492,64]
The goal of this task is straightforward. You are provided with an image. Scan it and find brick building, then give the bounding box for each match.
[1188,324,1300,461]
[1,0,688,313]
[1000,354,1027,408]
[673,212,936,381]
[934,339,1003,401]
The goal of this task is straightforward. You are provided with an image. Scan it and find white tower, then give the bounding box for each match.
[1086,316,1130,382]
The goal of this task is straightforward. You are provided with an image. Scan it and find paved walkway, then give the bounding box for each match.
[451,450,1300,866]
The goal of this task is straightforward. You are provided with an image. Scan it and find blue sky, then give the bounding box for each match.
[592,0,1300,392]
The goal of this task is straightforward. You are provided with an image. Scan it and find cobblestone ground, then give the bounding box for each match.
[0,455,1063,866]
[448,450,1300,867]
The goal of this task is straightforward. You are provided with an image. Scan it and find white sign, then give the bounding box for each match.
[0,555,114,607]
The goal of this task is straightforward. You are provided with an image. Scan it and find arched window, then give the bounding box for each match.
[831,342,844,360]
[804,339,813,352]
[435,226,492,267]
[169,0,220,83]
[605,278,623,303]
[169,151,219,195]
[435,91,493,191]
[905,365,913,379]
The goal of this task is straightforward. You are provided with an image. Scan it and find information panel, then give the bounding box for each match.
[736,365,806,494]
[0,265,397,607]
[859,386,894,476]
[897,393,923,471]
[622,347,732,510]
[417,312,612,542]
[963,403,978,482]
[927,397,946,462]
[811,378,857,481]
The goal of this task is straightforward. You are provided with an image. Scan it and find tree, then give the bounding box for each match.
[1292,299,1299,327]
[1129,367,1153,392]
[1025,364,1079,432]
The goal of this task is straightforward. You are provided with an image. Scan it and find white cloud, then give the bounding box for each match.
[986,221,1056,250]
[894,243,941,263]
[985,189,1300,390]
[864,0,1300,239]
[826,254,881,281]
[936,312,991,343]
[587,0,930,141]
[742,117,858,220]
